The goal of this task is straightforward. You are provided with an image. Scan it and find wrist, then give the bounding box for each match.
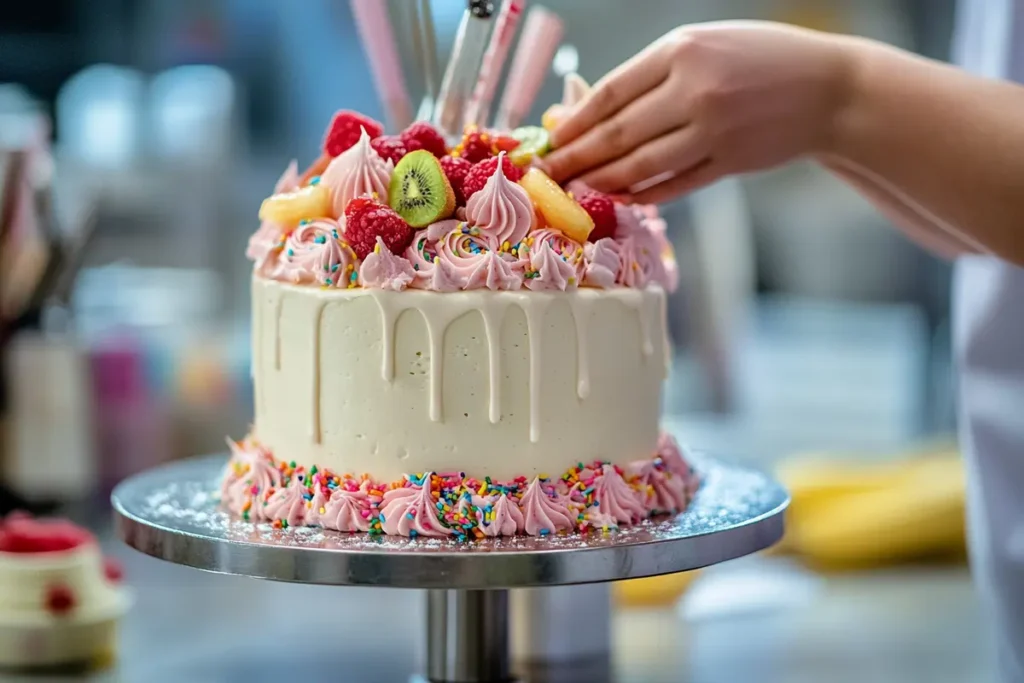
[817,35,875,159]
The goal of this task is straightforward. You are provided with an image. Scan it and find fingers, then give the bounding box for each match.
[550,40,673,149]
[577,126,707,194]
[628,159,721,204]
[544,89,684,183]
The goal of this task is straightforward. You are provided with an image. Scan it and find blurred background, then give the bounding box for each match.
[0,0,981,682]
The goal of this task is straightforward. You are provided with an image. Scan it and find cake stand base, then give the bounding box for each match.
[112,454,787,683]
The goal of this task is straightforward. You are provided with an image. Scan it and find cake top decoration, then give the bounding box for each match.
[246,107,677,294]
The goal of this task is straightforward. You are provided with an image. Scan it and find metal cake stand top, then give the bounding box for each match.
[112,454,788,590]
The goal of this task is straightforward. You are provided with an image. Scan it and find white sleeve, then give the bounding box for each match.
[950,0,1013,77]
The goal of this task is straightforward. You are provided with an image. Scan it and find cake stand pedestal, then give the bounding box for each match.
[112,454,787,683]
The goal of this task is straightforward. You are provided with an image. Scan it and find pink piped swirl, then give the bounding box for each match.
[591,465,646,525]
[273,219,358,288]
[246,161,300,275]
[321,482,373,533]
[358,236,416,291]
[520,478,576,536]
[522,228,584,291]
[613,203,644,240]
[437,225,522,291]
[482,494,525,537]
[321,128,393,219]
[464,153,534,247]
[304,476,331,527]
[583,238,621,288]
[263,475,308,527]
[406,225,462,292]
[380,478,452,537]
[616,229,671,290]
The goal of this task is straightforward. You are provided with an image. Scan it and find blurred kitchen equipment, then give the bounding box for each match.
[512,585,611,672]
[350,0,414,131]
[493,5,564,129]
[465,0,526,127]
[433,0,496,137]
[410,0,442,122]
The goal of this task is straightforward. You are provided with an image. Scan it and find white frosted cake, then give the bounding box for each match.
[0,514,130,669]
[221,108,699,539]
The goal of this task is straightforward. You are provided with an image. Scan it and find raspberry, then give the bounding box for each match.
[370,135,408,165]
[400,122,447,158]
[461,155,524,200]
[323,110,384,157]
[0,516,92,553]
[104,557,125,583]
[439,155,473,205]
[454,127,496,163]
[577,192,618,241]
[46,585,76,615]
[492,134,521,154]
[344,198,414,258]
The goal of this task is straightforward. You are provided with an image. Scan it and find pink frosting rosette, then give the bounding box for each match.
[263,474,308,527]
[590,465,646,525]
[321,128,393,218]
[465,152,534,247]
[437,224,522,291]
[522,228,584,291]
[405,223,463,292]
[358,236,417,291]
[520,478,575,536]
[247,161,300,275]
[616,228,671,290]
[273,219,358,288]
[321,481,373,532]
[303,474,332,527]
[380,476,452,537]
[482,493,525,537]
[582,238,621,288]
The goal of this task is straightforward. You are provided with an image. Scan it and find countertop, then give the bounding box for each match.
[0,538,988,683]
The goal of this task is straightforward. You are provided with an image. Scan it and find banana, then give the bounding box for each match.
[778,453,965,569]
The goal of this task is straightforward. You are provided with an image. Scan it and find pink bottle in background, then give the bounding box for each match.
[89,339,171,497]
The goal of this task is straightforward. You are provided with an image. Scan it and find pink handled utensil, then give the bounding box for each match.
[464,0,526,127]
[493,5,564,130]
[349,0,414,131]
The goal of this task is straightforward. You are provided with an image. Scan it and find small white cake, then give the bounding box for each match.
[0,515,130,669]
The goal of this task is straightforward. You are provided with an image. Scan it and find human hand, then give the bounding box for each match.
[543,21,855,203]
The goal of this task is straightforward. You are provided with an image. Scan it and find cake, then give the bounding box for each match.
[221,105,700,538]
[0,514,130,669]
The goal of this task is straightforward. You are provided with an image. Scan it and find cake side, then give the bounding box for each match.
[252,277,668,482]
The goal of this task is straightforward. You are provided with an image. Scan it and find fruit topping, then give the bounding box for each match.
[388,150,456,227]
[345,197,414,259]
[518,168,595,243]
[46,585,76,615]
[462,155,524,200]
[576,190,618,241]
[453,126,496,163]
[0,514,93,554]
[508,126,551,166]
[370,135,409,166]
[104,557,125,583]
[400,122,448,158]
[439,155,473,205]
[259,184,331,225]
[323,110,384,157]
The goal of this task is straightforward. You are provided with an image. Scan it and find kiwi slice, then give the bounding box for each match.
[389,150,456,227]
[509,126,552,166]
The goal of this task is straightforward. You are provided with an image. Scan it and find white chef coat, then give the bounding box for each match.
[952,1,1024,681]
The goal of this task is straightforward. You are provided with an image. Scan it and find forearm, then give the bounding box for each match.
[822,159,983,260]
[825,38,1024,265]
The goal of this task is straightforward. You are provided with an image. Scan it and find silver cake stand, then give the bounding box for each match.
[112,453,788,683]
